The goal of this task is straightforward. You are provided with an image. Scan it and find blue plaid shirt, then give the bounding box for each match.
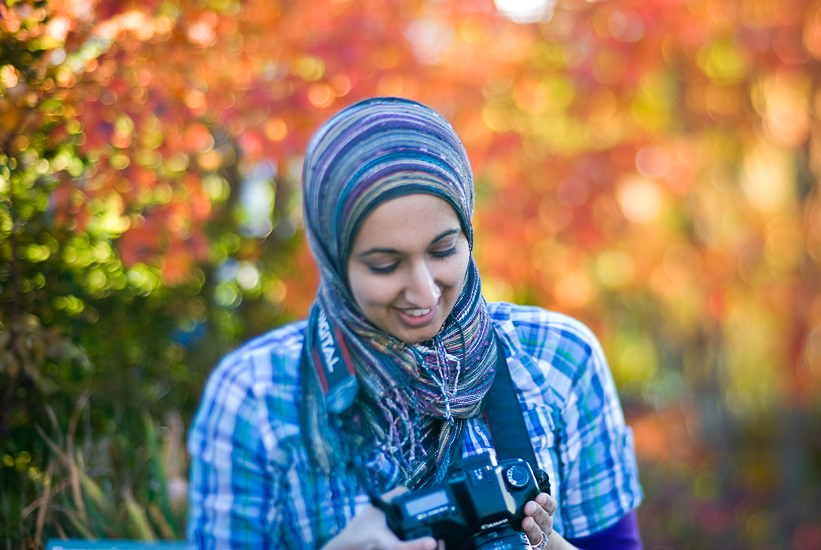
[188,302,643,549]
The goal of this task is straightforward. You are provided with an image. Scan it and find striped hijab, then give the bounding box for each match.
[301,97,498,490]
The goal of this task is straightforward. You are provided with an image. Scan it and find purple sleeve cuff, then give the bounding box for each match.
[566,509,643,550]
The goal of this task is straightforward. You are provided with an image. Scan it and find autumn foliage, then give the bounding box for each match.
[2,0,821,547]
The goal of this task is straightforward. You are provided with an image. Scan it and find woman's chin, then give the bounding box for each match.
[390,306,446,343]
[400,329,440,344]
[384,320,444,344]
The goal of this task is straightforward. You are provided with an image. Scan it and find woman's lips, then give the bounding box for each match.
[395,303,438,327]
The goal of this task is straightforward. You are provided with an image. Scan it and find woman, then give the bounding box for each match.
[188,98,643,550]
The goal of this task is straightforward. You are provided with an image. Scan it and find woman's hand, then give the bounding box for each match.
[522,492,557,548]
[325,490,562,550]
[322,492,437,550]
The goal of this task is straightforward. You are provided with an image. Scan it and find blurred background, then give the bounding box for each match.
[2,0,821,548]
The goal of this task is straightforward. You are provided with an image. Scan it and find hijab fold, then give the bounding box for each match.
[301,97,497,490]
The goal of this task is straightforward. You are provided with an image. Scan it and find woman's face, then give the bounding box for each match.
[347,194,470,344]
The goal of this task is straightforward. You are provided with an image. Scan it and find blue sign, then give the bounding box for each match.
[46,540,189,550]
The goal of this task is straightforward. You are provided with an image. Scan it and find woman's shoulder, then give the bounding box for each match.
[487,301,614,406]
[190,320,308,454]
[221,319,307,368]
[188,321,308,469]
[487,301,600,353]
[201,320,307,403]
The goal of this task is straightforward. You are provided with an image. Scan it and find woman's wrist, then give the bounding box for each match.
[541,531,578,550]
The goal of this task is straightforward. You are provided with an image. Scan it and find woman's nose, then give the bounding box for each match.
[405,261,441,307]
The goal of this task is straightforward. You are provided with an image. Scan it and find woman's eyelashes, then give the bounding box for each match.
[365,247,460,275]
[430,246,458,259]
[367,262,399,274]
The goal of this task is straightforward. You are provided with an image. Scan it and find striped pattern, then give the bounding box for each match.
[302,97,475,276]
[187,303,644,549]
[299,97,497,488]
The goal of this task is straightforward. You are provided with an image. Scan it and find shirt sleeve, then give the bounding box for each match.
[187,351,286,550]
[552,317,643,538]
[567,509,643,550]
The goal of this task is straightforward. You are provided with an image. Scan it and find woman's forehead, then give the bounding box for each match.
[351,194,462,252]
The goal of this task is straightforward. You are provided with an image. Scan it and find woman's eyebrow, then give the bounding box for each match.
[358,228,461,258]
[430,228,460,244]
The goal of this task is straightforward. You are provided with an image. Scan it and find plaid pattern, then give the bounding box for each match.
[187,302,643,549]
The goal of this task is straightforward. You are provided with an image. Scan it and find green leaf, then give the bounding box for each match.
[123,489,155,542]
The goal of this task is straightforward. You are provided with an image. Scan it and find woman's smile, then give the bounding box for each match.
[347,193,470,344]
[399,306,433,318]
[395,302,438,327]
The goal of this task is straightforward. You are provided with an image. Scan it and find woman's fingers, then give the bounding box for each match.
[536,492,557,515]
[522,515,546,546]
[323,500,437,550]
[367,523,436,550]
[522,492,556,546]
[392,537,438,550]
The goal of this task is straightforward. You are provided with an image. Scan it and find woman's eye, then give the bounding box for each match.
[368,263,398,274]
[431,247,457,259]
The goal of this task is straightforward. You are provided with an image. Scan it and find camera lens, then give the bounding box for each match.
[461,526,531,550]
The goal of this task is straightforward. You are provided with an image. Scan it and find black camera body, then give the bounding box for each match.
[382,453,542,550]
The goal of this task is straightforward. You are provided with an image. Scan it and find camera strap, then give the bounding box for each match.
[483,331,551,494]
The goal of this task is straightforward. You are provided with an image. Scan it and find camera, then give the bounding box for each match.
[373,453,549,550]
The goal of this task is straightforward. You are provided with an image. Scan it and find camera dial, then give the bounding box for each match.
[504,465,530,489]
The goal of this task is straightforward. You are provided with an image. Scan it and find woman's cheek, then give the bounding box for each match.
[358,273,400,307]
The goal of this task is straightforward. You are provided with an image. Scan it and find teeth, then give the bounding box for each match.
[404,308,431,317]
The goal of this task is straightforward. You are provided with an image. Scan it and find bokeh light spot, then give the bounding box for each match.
[404,19,452,64]
[765,222,804,271]
[636,145,671,178]
[759,71,810,147]
[553,270,593,308]
[613,334,659,384]
[618,176,663,223]
[494,0,554,23]
[698,40,750,84]
[295,56,325,81]
[1,65,19,88]
[329,73,352,97]
[608,10,644,42]
[596,250,635,289]
[307,83,334,108]
[741,141,795,213]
